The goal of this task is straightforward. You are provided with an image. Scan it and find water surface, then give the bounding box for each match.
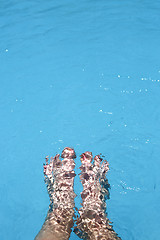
[0,1,160,239]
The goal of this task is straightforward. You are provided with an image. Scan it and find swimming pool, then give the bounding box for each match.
[0,0,160,239]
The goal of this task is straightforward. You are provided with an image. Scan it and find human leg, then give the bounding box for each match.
[74,152,121,240]
[35,147,76,240]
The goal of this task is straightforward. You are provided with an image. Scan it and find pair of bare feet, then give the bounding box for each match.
[34,147,121,240]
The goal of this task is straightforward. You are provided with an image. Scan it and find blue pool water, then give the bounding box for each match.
[0,0,160,239]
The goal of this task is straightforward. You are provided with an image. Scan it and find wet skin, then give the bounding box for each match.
[35,148,121,240]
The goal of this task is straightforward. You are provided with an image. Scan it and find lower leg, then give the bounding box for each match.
[75,152,121,240]
[35,147,76,240]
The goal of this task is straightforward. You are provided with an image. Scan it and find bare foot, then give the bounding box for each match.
[74,152,121,240]
[35,147,76,240]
